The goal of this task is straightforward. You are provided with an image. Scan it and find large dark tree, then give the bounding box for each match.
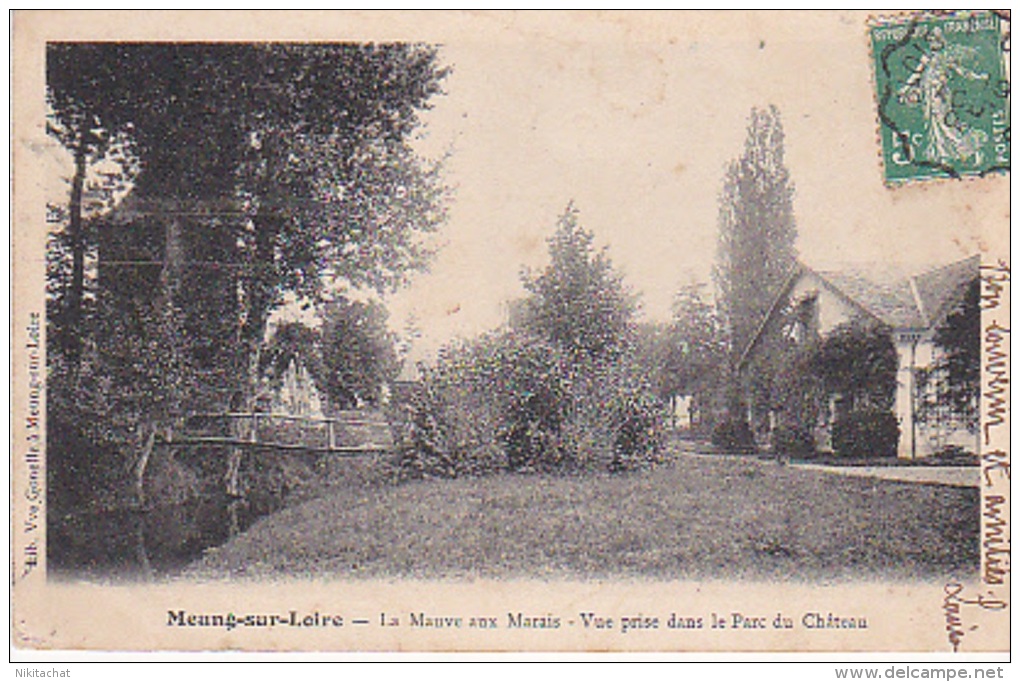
[46,45,139,370]
[47,42,447,375]
[87,44,444,391]
[714,105,797,362]
[810,323,900,458]
[46,43,448,505]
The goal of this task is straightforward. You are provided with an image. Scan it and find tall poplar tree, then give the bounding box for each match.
[714,105,797,362]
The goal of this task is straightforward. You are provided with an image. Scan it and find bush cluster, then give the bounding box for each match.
[739,322,901,460]
[770,424,815,459]
[831,407,899,459]
[399,332,667,478]
[710,418,754,453]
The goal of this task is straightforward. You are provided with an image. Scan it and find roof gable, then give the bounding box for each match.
[738,255,979,369]
[815,266,926,329]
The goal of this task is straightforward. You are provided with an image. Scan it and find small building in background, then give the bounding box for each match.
[739,255,979,459]
[270,357,325,418]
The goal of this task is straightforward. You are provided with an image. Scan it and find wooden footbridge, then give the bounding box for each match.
[165,410,396,455]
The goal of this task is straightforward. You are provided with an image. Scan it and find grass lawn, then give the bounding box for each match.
[187,450,979,582]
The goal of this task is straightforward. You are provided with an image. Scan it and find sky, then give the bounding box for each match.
[383,12,1006,360]
[39,12,1007,362]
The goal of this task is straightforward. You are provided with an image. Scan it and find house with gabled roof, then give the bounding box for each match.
[738,254,979,459]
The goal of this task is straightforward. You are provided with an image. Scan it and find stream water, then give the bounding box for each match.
[47,494,281,582]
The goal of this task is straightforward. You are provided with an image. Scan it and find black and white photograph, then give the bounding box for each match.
[11,10,1010,656]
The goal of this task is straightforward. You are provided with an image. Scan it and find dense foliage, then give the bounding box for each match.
[260,298,400,412]
[739,319,900,459]
[811,323,898,410]
[402,332,667,477]
[710,418,755,453]
[319,298,401,410]
[812,323,900,458]
[401,205,666,478]
[636,285,728,433]
[831,407,900,459]
[917,278,980,434]
[517,203,637,362]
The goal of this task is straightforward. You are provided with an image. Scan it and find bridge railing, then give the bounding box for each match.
[172,411,395,454]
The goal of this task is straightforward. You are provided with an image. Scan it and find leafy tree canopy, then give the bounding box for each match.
[810,323,899,411]
[45,43,450,505]
[319,297,401,410]
[518,202,637,362]
[46,42,449,314]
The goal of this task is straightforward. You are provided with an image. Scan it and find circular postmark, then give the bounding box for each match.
[870,11,1010,182]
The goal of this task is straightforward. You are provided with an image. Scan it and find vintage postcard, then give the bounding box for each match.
[11,10,1010,655]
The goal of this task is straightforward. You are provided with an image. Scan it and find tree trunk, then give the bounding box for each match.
[225,445,243,497]
[133,513,154,579]
[226,324,265,498]
[132,424,157,507]
[226,498,243,537]
[225,203,276,496]
[66,144,88,373]
[161,214,184,302]
[225,135,282,497]
[133,214,183,506]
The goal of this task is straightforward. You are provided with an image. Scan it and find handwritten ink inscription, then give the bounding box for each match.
[980,262,1009,446]
[944,261,1012,653]
[943,582,1007,652]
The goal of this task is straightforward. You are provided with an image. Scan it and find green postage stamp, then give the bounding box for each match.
[870,11,1010,182]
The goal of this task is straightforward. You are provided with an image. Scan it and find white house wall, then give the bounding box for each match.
[895,336,924,459]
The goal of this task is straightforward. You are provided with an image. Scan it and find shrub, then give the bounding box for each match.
[610,388,666,471]
[832,407,899,458]
[400,341,508,478]
[493,338,572,472]
[711,417,754,453]
[811,323,898,410]
[400,331,667,477]
[771,424,815,459]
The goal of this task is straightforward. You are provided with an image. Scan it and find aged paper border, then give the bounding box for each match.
[10,10,1010,655]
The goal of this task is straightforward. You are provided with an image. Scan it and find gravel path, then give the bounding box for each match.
[790,463,979,488]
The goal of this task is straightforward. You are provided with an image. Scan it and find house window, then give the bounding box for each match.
[782,292,818,345]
